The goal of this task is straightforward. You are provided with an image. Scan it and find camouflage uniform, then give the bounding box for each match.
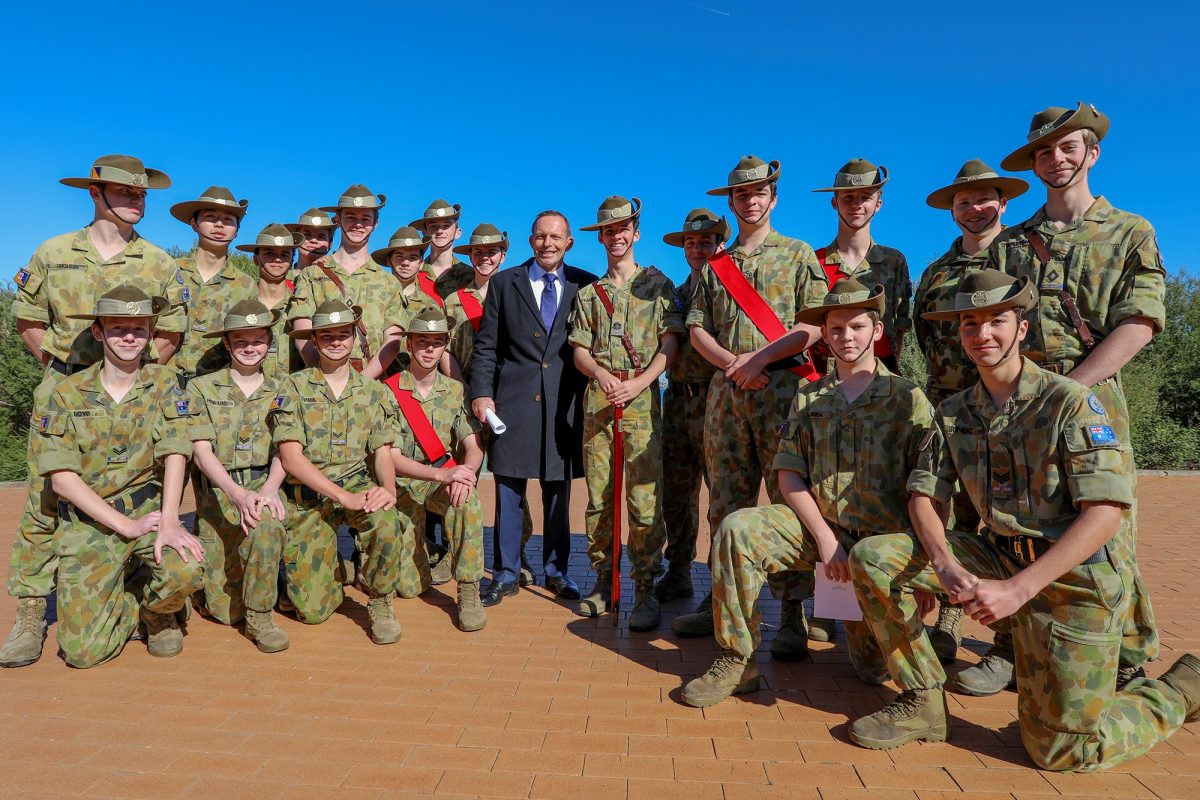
[257,293,297,383]
[288,256,400,363]
[687,229,828,598]
[989,197,1165,667]
[174,254,256,379]
[390,370,484,596]
[661,272,716,572]
[712,362,931,678]
[816,240,912,368]
[269,368,405,623]
[9,229,187,603]
[189,369,286,623]
[35,363,202,668]
[850,359,1188,771]
[423,259,475,299]
[568,266,682,582]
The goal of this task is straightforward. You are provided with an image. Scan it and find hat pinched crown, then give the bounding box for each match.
[67,285,169,320]
[1000,102,1110,171]
[921,269,1038,321]
[236,223,300,252]
[579,196,642,231]
[169,186,249,224]
[812,158,888,193]
[707,155,781,196]
[410,199,462,230]
[662,208,731,247]
[286,208,336,231]
[925,159,1029,209]
[453,222,509,255]
[403,308,450,335]
[321,184,386,212]
[59,154,172,190]
[203,298,282,339]
[794,277,885,325]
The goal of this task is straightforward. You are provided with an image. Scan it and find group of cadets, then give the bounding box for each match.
[3,100,1198,773]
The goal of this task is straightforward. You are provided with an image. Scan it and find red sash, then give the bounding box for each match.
[285,279,295,293]
[707,252,819,382]
[813,247,893,358]
[456,289,483,333]
[417,273,444,307]
[384,383,457,467]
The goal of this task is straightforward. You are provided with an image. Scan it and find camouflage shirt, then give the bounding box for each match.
[188,368,282,471]
[12,227,187,365]
[288,255,401,362]
[987,197,1166,369]
[667,271,717,385]
[444,285,486,380]
[686,228,828,356]
[270,367,398,484]
[35,363,192,499]
[174,253,256,376]
[391,370,479,463]
[260,291,298,383]
[913,237,988,403]
[569,265,684,415]
[422,258,475,298]
[818,239,913,350]
[908,358,1133,540]
[774,362,933,535]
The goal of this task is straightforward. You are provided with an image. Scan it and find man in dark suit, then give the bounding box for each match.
[470,211,597,606]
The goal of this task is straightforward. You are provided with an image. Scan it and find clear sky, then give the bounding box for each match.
[4,0,1197,286]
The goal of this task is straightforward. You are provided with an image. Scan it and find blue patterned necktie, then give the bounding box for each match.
[540,272,558,331]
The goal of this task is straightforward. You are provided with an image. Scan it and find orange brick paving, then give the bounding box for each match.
[0,475,1197,800]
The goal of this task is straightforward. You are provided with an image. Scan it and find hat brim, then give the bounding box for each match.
[410,213,462,231]
[452,240,509,256]
[284,221,336,232]
[706,163,781,196]
[811,172,890,194]
[170,199,249,225]
[398,327,450,337]
[662,218,732,247]
[579,204,643,232]
[288,307,364,339]
[1000,103,1110,172]
[65,296,171,321]
[320,194,387,213]
[59,168,171,190]
[925,176,1029,210]
[202,309,284,338]
[921,276,1037,321]
[370,243,427,265]
[236,235,300,252]
[795,286,886,327]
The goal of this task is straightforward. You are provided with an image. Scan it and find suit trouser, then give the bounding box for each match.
[493,475,570,584]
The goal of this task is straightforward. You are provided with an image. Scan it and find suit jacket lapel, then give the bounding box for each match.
[513,258,541,320]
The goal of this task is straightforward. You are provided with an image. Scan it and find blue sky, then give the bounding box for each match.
[4,0,1197,286]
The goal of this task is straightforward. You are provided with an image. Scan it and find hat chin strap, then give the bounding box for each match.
[837,204,877,232]
[1036,159,1087,190]
[964,327,1022,369]
[958,209,999,236]
[831,338,875,367]
[97,185,137,226]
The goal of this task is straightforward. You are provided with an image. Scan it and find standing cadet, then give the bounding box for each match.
[654,209,728,603]
[809,159,911,376]
[673,156,827,656]
[847,269,1199,770]
[990,102,1164,690]
[915,160,1029,683]
[568,196,682,630]
[35,286,204,667]
[169,186,254,385]
[272,298,405,644]
[413,199,475,298]
[286,208,336,271]
[234,223,302,382]
[289,185,396,377]
[189,300,291,652]
[386,308,488,631]
[3,154,187,669]
[682,278,933,707]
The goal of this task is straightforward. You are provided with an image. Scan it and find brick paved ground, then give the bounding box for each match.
[0,476,1196,799]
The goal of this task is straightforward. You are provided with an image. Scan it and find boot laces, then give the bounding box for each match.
[880,690,923,720]
[706,654,745,681]
[936,603,963,628]
[460,582,480,605]
[15,598,44,634]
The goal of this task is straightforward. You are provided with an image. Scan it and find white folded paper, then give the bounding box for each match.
[484,409,507,435]
[813,565,863,621]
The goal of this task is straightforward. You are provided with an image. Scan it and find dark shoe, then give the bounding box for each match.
[519,552,535,587]
[481,580,519,607]
[1160,653,1200,719]
[929,602,964,665]
[671,592,714,637]
[771,598,809,662]
[1116,664,1146,690]
[950,634,1016,696]
[545,574,581,600]
[654,565,694,603]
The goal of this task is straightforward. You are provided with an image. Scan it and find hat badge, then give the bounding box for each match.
[245,313,258,325]
[435,208,447,217]
[273,236,286,245]
[131,174,146,187]
[329,311,342,323]
[352,197,364,207]
[425,320,437,331]
[970,290,990,307]
[689,221,703,231]
[837,293,852,304]
[126,301,139,314]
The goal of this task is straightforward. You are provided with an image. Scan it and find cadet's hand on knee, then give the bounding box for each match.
[962,578,1026,626]
[259,492,286,523]
[745,372,769,390]
[363,485,396,513]
[914,590,937,618]
[936,561,980,603]
[121,511,161,540]
[449,481,471,507]
[155,524,205,565]
[818,540,852,583]
[441,465,477,487]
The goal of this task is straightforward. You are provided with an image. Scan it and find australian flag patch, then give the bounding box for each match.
[175,400,190,414]
[270,396,286,411]
[14,269,30,287]
[1088,425,1117,445]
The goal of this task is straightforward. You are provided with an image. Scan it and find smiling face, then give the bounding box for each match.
[91,184,148,225]
[681,232,720,271]
[529,214,573,270]
[193,209,241,244]
[597,219,639,260]
[468,245,506,280]
[225,327,271,368]
[1032,129,1099,189]
[424,217,460,249]
[314,324,355,362]
[728,182,777,225]
[408,331,448,370]
[951,187,1006,236]
[832,188,881,229]
[388,247,425,282]
[335,208,378,246]
[822,307,882,365]
[959,307,1027,369]
[256,246,295,282]
[93,315,152,364]
[296,225,332,257]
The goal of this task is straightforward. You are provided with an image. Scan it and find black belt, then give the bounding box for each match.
[288,469,368,504]
[668,380,708,398]
[199,465,270,491]
[49,357,87,376]
[1036,360,1075,375]
[59,482,161,525]
[991,531,1107,567]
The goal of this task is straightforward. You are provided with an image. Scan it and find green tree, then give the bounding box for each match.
[0,287,44,480]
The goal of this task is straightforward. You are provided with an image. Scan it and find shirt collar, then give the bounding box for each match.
[529,260,562,283]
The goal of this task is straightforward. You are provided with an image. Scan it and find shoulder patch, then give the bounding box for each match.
[175,270,185,284]
[39,415,49,431]
[1088,424,1118,446]
[673,295,685,312]
[14,269,30,287]
[1087,393,1105,415]
[270,396,286,411]
[175,400,190,415]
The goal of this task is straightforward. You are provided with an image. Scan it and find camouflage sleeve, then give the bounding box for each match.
[11,247,49,324]
[685,266,715,332]
[906,416,956,503]
[187,381,217,443]
[1108,223,1167,333]
[453,405,481,444]
[153,381,194,461]
[912,263,935,358]
[34,389,79,476]
[906,388,936,476]
[794,244,829,323]
[269,380,306,447]
[770,394,809,480]
[367,385,399,452]
[149,250,187,333]
[566,288,595,350]
[1060,392,1134,507]
[288,269,317,324]
[894,252,913,333]
[658,280,685,336]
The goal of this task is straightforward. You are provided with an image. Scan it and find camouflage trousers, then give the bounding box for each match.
[54,506,203,669]
[582,389,665,582]
[281,476,405,624]
[660,383,708,570]
[704,370,806,602]
[397,479,484,593]
[194,476,287,623]
[849,529,1187,772]
[712,504,887,681]
[6,368,69,598]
